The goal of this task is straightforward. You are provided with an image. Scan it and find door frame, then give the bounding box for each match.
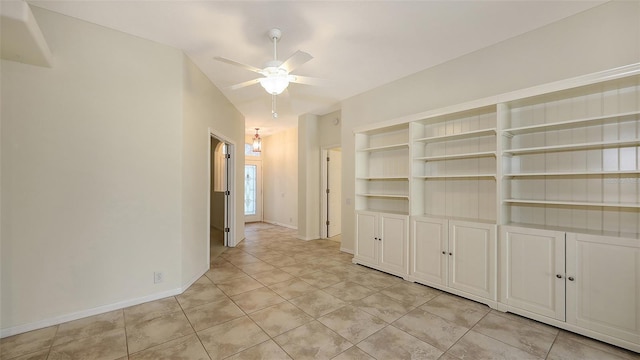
[320,144,341,239]
[244,159,263,223]
[208,128,237,265]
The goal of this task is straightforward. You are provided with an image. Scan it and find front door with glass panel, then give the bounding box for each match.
[245,160,262,222]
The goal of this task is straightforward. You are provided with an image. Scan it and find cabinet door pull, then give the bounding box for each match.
[449,252,453,256]
[442,251,446,255]
[556,274,562,279]
[568,276,575,281]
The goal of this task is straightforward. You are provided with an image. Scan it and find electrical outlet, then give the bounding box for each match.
[154,272,164,284]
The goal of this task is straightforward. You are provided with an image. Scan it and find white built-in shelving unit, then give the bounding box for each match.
[501,73,640,237]
[355,124,410,215]
[411,105,498,222]
[354,124,411,277]
[353,63,640,352]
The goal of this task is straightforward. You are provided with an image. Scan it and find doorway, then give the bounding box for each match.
[209,134,234,260]
[321,147,342,241]
[245,159,263,222]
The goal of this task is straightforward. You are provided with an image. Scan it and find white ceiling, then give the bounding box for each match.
[30,0,605,136]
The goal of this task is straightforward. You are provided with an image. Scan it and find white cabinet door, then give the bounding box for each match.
[379,213,409,275]
[355,211,377,264]
[566,233,640,345]
[501,226,565,321]
[411,216,448,286]
[449,220,496,300]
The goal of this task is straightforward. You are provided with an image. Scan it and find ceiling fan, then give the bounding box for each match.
[214,28,320,118]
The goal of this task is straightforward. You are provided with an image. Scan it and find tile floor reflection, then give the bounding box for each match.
[2,222,639,359]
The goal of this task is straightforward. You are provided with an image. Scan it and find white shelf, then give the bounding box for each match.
[417,213,497,225]
[356,193,410,199]
[505,222,640,240]
[504,139,640,155]
[503,110,640,136]
[414,128,497,143]
[357,176,410,180]
[504,199,640,209]
[415,174,496,179]
[358,209,409,216]
[358,143,409,152]
[505,170,640,177]
[415,151,497,161]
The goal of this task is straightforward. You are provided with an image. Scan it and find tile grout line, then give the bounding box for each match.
[433,303,491,360]
[47,324,61,359]
[122,308,132,359]
[227,245,310,359]
[240,247,301,360]
[237,244,357,359]
[467,310,550,360]
[544,331,561,360]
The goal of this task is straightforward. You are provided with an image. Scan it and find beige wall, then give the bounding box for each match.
[181,54,245,286]
[340,0,640,252]
[297,114,320,239]
[318,110,342,148]
[0,7,245,335]
[263,128,298,228]
[295,110,342,241]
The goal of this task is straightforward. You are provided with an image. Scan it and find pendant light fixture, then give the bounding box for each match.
[252,128,262,152]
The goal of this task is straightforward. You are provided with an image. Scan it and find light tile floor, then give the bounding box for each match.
[2,222,639,360]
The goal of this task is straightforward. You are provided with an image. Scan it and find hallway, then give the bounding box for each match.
[2,223,637,359]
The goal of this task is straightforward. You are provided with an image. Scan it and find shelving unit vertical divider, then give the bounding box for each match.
[496,103,508,227]
[354,132,367,212]
[410,121,425,217]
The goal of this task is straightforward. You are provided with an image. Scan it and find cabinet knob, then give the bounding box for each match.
[568,276,575,281]
[379,238,382,241]
[449,252,452,256]
[374,237,378,240]
[442,251,446,255]
[556,274,562,279]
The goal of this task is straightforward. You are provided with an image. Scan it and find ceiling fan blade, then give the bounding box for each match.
[288,75,325,86]
[229,78,261,90]
[281,50,313,73]
[214,56,264,74]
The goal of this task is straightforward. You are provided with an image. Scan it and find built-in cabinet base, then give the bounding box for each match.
[353,210,409,279]
[408,216,497,308]
[500,225,640,352]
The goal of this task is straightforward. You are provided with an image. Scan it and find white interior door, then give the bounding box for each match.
[244,160,262,222]
[327,149,342,238]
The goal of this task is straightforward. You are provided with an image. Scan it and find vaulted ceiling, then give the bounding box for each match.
[30,1,605,135]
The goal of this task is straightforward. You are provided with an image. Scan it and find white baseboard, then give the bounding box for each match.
[263,220,298,230]
[2,263,211,339]
[1,287,181,339]
[340,247,354,254]
[182,265,208,292]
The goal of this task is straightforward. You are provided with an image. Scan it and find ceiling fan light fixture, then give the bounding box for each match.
[214,28,316,117]
[259,68,289,95]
